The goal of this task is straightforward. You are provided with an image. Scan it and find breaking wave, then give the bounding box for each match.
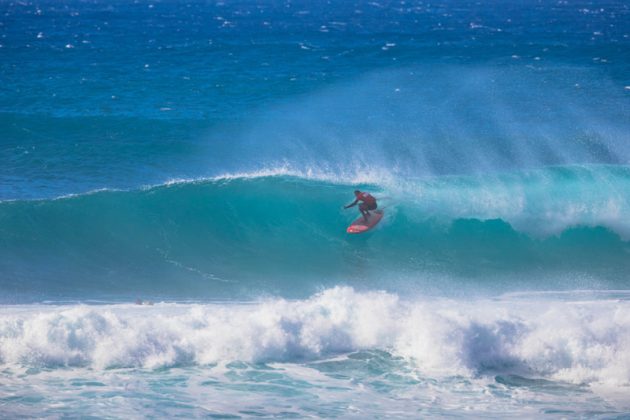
[1,165,630,301]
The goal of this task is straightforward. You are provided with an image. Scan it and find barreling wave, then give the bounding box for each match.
[1,164,630,301]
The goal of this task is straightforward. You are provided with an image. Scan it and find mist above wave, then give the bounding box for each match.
[205,65,630,179]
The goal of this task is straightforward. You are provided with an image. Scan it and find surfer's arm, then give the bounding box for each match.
[344,199,359,209]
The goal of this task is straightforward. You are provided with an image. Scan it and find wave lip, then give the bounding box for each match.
[1,287,629,388]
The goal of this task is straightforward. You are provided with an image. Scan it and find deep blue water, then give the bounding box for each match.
[2,0,629,198]
[1,0,630,417]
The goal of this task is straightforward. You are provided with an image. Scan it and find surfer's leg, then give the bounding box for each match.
[359,203,370,221]
[364,203,376,218]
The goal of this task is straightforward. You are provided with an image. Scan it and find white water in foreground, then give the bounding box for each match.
[1,287,629,417]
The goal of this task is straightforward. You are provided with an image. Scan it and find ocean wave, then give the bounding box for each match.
[2,165,630,300]
[22,163,630,236]
[1,287,629,387]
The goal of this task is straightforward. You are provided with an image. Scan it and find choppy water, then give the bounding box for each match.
[1,0,630,417]
[2,289,630,418]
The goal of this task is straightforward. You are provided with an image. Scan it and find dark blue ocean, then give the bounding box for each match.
[1,0,630,417]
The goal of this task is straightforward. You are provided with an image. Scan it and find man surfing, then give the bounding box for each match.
[344,190,377,222]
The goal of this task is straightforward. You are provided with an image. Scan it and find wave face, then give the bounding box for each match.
[2,165,630,302]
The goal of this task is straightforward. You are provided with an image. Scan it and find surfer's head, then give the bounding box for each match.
[354,190,361,197]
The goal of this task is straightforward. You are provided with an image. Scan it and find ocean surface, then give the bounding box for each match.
[1,0,630,417]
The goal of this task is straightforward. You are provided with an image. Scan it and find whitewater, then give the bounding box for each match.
[2,0,630,417]
[2,288,630,417]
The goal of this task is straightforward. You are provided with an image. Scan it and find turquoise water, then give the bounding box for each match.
[3,167,630,302]
[1,0,630,417]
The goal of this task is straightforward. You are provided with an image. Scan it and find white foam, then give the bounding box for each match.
[1,287,629,388]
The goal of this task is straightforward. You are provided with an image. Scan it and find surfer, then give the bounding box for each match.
[344,190,377,222]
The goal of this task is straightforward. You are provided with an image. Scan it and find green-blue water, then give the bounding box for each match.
[1,0,630,417]
[3,167,630,303]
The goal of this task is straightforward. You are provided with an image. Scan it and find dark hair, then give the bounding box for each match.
[354,190,361,194]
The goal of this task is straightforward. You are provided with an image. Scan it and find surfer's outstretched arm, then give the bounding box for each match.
[344,199,359,209]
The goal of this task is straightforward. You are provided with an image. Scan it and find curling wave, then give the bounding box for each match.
[1,165,630,301]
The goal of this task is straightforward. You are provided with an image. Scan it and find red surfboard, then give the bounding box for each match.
[346,210,384,234]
